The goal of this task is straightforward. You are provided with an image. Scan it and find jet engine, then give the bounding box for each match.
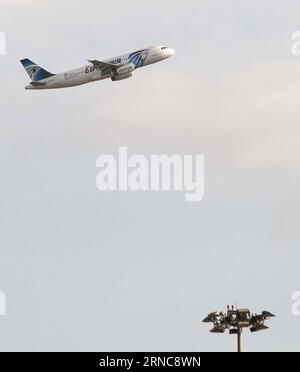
[111,63,135,81]
[111,72,133,81]
[116,63,135,75]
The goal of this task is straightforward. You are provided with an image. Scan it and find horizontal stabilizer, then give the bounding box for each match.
[30,81,47,86]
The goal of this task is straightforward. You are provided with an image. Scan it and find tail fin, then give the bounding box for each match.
[20,58,55,81]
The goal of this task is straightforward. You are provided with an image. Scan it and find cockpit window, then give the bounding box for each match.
[161,47,168,50]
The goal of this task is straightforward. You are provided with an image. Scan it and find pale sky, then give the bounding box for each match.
[0,0,300,351]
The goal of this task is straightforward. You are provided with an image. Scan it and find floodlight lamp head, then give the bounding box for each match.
[250,324,269,333]
[210,325,226,334]
[262,311,276,319]
[202,311,223,323]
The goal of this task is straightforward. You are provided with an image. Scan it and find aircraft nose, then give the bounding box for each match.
[169,48,176,56]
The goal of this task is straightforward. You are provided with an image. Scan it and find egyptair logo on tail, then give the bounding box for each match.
[25,65,39,79]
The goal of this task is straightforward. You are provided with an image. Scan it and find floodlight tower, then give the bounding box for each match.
[202,305,275,352]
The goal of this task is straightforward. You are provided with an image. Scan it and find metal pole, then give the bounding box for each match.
[237,328,242,353]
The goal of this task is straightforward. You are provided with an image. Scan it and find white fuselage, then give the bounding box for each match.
[25,46,175,90]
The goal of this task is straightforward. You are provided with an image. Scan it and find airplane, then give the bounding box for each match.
[20,46,175,90]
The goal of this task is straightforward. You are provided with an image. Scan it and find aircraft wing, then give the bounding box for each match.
[88,60,118,74]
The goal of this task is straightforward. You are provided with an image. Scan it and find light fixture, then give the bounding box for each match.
[210,325,226,334]
[203,305,275,352]
[250,324,269,333]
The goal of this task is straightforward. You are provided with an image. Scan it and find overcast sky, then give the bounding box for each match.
[0,0,300,352]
